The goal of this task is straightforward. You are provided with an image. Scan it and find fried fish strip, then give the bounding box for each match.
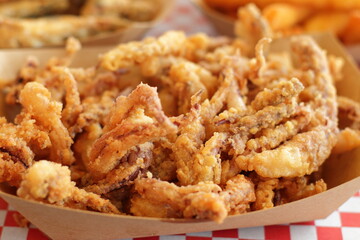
[17,161,120,214]
[19,82,75,166]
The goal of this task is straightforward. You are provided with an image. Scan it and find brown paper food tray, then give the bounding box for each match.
[190,0,360,62]
[0,34,359,240]
[1,0,174,48]
[81,0,174,47]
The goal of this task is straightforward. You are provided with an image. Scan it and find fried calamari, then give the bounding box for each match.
[0,6,356,223]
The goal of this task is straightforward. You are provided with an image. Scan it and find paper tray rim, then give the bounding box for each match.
[0,175,359,223]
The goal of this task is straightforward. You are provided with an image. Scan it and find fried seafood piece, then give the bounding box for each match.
[173,102,206,186]
[333,96,360,154]
[337,96,360,129]
[215,77,304,135]
[235,4,273,56]
[250,78,304,111]
[226,99,299,135]
[234,37,338,178]
[279,177,327,203]
[247,37,273,86]
[54,67,83,135]
[5,38,82,106]
[131,175,255,223]
[149,140,177,181]
[81,0,159,22]
[73,123,102,171]
[169,62,209,114]
[200,67,234,121]
[0,114,54,187]
[88,83,177,179]
[0,157,26,187]
[174,68,242,186]
[168,61,219,114]
[226,79,247,111]
[19,82,75,166]
[0,15,128,48]
[236,124,337,178]
[72,90,120,135]
[291,37,337,121]
[0,0,69,18]
[190,132,228,185]
[100,31,187,70]
[221,175,256,215]
[0,122,34,168]
[252,176,326,210]
[253,178,279,210]
[85,142,153,195]
[17,161,120,214]
[332,128,360,154]
[245,107,312,152]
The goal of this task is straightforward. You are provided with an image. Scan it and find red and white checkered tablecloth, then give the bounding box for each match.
[1,0,359,239]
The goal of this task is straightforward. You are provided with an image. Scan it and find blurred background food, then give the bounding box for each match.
[0,0,169,48]
[199,0,360,44]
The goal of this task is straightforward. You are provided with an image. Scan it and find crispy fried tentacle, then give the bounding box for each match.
[88,84,177,179]
[174,103,205,186]
[54,67,83,135]
[191,132,228,184]
[19,82,75,166]
[85,142,153,195]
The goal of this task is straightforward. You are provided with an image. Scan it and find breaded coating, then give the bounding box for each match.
[19,82,75,166]
[17,161,120,214]
[131,175,254,223]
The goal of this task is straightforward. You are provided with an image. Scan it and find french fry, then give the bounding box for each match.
[340,10,360,44]
[205,0,360,11]
[304,12,349,35]
[263,3,311,31]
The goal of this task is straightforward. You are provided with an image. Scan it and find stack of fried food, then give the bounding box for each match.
[1,4,360,224]
[205,0,360,44]
[0,0,161,48]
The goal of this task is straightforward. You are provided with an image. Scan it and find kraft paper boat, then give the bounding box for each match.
[0,33,359,240]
